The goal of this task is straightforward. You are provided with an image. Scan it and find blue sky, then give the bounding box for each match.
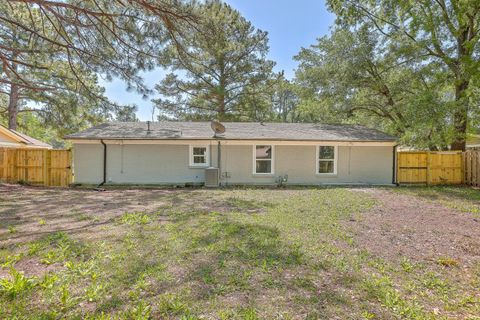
[102,0,335,120]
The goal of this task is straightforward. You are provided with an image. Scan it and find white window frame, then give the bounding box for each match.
[189,145,209,167]
[252,145,275,175]
[316,145,338,175]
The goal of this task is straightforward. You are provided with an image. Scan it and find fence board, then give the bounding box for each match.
[0,148,72,187]
[464,150,480,187]
[397,151,463,185]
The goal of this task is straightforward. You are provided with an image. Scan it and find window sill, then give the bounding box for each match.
[189,165,209,169]
[316,173,338,177]
[252,173,275,177]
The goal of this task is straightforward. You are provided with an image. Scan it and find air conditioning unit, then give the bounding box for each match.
[205,167,219,187]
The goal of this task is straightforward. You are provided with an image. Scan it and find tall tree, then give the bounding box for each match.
[295,26,453,149]
[0,3,132,139]
[153,0,275,120]
[271,74,299,123]
[0,0,196,132]
[327,0,480,150]
[1,0,195,91]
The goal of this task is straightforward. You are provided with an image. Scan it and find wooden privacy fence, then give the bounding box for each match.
[397,151,463,185]
[0,148,72,187]
[464,150,480,186]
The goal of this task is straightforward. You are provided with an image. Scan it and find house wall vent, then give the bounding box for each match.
[205,167,219,187]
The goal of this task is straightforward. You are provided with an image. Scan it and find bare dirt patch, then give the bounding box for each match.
[0,184,182,246]
[349,188,480,267]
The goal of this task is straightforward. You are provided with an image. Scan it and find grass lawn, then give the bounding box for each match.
[0,185,479,319]
[393,185,480,217]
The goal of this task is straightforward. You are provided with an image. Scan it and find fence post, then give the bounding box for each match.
[426,152,431,186]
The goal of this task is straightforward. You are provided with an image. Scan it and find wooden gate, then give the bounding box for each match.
[464,150,480,187]
[397,151,463,185]
[0,148,72,187]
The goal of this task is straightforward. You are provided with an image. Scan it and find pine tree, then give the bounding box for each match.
[153,0,275,121]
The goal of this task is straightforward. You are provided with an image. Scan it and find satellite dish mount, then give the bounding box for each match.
[211,120,226,138]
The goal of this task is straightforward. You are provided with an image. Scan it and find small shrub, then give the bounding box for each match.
[8,225,17,234]
[0,267,36,298]
[38,219,46,226]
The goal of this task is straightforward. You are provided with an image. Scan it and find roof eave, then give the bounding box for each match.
[66,137,397,143]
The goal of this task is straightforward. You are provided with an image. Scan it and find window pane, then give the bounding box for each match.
[193,155,206,164]
[256,145,272,159]
[193,147,206,156]
[319,160,334,173]
[256,160,271,173]
[319,146,334,159]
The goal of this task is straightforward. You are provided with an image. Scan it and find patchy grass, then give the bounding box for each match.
[393,186,480,216]
[0,186,479,319]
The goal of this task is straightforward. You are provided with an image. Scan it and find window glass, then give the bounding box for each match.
[318,146,336,174]
[318,160,334,173]
[256,145,272,159]
[193,147,206,156]
[255,145,273,174]
[190,146,207,165]
[256,160,271,174]
[319,146,334,159]
[193,155,205,164]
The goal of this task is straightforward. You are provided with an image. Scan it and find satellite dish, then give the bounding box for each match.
[211,120,226,136]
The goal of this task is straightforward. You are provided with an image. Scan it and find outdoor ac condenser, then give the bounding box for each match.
[205,167,220,187]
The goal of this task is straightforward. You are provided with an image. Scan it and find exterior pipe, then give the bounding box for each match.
[392,145,397,185]
[98,139,107,187]
[217,140,221,185]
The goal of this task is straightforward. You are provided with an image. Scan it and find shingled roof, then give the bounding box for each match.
[65,122,396,142]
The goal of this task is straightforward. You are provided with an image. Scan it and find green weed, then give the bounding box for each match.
[0,267,36,299]
[119,212,152,225]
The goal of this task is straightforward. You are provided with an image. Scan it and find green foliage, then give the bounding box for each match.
[7,225,17,234]
[124,300,152,319]
[158,293,190,316]
[0,268,36,299]
[154,0,276,121]
[119,212,152,225]
[323,0,480,150]
[294,25,455,149]
[0,1,183,142]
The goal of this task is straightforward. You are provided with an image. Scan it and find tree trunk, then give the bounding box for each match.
[217,95,226,121]
[450,80,469,151]
[8,83,19,131]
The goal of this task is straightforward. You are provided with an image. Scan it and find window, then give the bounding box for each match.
[254,145,274,174]
[189,145,209,167]
[317,146,337,174]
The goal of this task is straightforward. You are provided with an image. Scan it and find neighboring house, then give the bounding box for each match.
[65,122,397,186]
[0,124,52,149]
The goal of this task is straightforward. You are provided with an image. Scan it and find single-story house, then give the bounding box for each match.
[0,124,52,149]
[65,121,397,186]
